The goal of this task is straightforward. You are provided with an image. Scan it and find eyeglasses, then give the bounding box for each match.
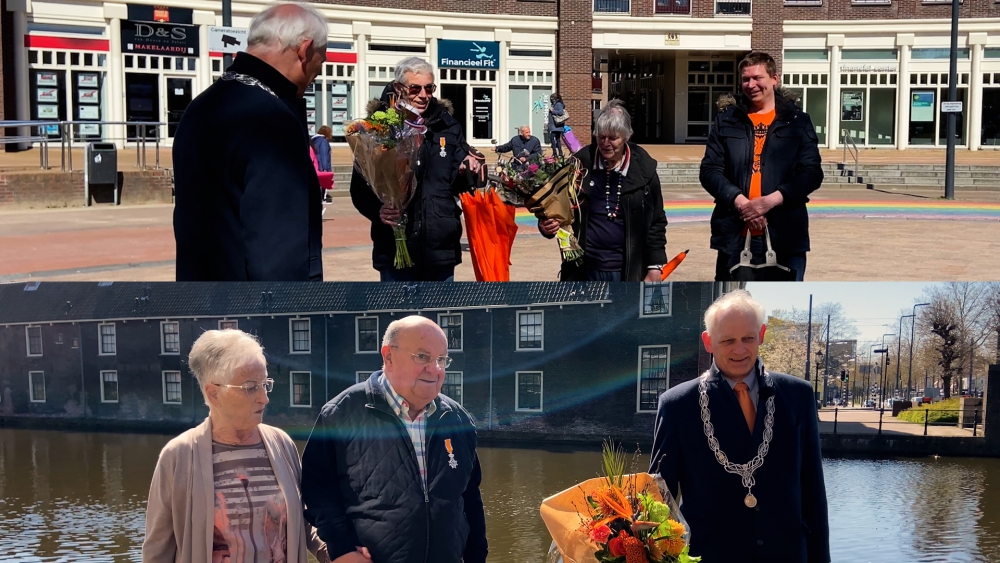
[214,378,274,395]
[402,83,436,96]
[392,346,452,368]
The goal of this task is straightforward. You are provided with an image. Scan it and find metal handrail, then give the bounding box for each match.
[1,119,166,172]
[840,128,860,182]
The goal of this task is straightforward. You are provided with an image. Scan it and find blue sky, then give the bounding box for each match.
[745,282,944,343]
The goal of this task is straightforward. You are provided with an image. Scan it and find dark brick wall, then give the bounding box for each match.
[783,0,999,20]
[0,169,172,208]
[753,2,784,74]
[558,0,594,141]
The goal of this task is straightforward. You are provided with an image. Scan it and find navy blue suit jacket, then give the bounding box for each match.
[649,362,830,563]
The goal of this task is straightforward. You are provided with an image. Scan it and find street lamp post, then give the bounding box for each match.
[896,314,914,398]
[907,302,931,399]
[222,0,233,70]
[944,0,959,200]
[815,349,824,404]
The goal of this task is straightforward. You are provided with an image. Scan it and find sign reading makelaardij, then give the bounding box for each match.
[438,40,500,69]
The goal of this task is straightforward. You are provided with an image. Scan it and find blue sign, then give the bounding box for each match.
[438,39,500,69]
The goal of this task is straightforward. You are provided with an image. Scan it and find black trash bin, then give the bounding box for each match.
[86,142,119,204]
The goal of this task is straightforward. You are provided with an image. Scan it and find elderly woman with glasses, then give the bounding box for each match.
[351,56,481,282]
[538,99,668,282]
[143,329,330,563]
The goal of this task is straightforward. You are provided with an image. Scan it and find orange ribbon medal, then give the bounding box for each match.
[444,438,458,469]
[439,137,447,158]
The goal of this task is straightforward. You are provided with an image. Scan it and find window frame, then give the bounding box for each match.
[98,322,117,356]
[289,317,312,354]
[640,282,674,318]
[160,321,181,355]
[290,371,312,408]
[356,371,374,384]
[438,313,464,352]
[100,370,119,403]
[218,319,239,330]
[25,325,43,357]
[443,370,464,405]
[355,316,380,354]
[515,370,544,412]
[516,310,545,352]
[29,371,46,403]
[636,345,671,413]
[162,370,183,404]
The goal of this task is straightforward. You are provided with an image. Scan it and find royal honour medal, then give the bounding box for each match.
[444,438,458,469]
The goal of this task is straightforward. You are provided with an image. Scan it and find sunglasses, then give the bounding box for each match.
[402,83,437,96]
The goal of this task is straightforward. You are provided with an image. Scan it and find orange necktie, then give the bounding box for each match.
[734,381,756,434]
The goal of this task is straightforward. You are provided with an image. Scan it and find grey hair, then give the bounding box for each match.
[703,289,766,338]
[395,57,435,83]
[380,315,443,370]
[247,2,328,55]
[594,99,633,142]
[188,329,266,402]
[519,125,530,131]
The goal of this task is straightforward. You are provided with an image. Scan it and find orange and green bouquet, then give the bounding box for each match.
[346,107,422,269]
[540,440,700,563]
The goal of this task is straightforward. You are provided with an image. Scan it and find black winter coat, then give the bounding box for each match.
[350,98,471,271]
[495,135,542,159]
[547,143,668,281]
[650,361,830,562]
[700,92,823,256]
[173,53,323,281]
[301,372,488,563]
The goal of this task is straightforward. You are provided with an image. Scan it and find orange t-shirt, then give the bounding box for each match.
[746,109,776,235]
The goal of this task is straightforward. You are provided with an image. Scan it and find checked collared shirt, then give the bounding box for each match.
[381,373,437,494]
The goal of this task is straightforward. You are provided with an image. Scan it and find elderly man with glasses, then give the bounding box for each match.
[143,329,330,563]
[302,315,488,563]
[351,57,481,282]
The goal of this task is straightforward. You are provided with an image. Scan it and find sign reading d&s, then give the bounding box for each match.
[438,39,500,69]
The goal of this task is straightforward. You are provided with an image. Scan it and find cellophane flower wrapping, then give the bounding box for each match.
[539,442,701,563]
[346,108,422,269]
[495,154,585,264]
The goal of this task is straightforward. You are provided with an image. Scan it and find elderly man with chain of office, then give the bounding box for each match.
[301,316,487,563]
[649,289,830,562]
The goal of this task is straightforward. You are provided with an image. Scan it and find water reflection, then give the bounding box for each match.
[3,428,1000,562]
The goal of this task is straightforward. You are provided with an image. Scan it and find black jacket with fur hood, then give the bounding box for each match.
[350,90,471,272]
[699,89,823,256]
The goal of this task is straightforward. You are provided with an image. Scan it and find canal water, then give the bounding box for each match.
[2,428,1000,563]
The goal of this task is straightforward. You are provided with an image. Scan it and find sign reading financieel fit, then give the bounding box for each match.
[438,39,500,69]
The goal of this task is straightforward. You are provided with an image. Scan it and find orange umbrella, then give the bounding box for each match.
[661,250,689,280]
[460,190,517,281]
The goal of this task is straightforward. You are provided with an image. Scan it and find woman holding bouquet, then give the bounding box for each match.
[349,58,481,282]
[539,99,668,282]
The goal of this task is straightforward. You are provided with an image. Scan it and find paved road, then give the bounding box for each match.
[818,407,979,437]
[3,188,1000,282]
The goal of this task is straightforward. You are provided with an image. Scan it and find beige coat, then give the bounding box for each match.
[142,418,324,563]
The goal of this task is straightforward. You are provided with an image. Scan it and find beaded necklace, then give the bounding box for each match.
[604,170,623,220]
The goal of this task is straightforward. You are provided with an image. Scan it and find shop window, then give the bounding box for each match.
[98,54,106,67]
[842,49,897,60]
[125,55,133,68]
[42,51,52,64]
[912,48,970,60]
[56,52,66,65]
[986,48,1000,59]
[71,53,80,66]
[785,49,828,61]
[150,57,159,70]
[85,53,94,66]
[29,51,38,64]
[982,88,1000,146]
[188,59,196,71]
[137,56,146,69]
[212,59,220,73]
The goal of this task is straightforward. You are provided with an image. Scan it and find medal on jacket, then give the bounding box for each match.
[439,137,447,158]
[445,438,458,469]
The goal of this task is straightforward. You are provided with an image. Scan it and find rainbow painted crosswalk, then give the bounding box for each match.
[513,200,1000,226]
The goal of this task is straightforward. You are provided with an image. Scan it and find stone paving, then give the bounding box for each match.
[3,187,1000,282]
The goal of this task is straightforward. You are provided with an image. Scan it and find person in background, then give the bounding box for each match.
[494,125,541,163]
[312,125,333,172]
[547,93,566,158]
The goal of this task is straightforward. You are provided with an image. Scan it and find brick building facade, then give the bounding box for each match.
[0,281,727,439]
[1,0,997,149]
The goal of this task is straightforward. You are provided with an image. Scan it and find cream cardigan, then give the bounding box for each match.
[142,418,324,563]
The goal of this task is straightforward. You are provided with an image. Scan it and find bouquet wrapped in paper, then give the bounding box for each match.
[540,441,700,563]
[346,106,422,269]
[495,154,585,263]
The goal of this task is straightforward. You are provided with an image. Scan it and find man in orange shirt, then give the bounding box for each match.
[700,52,824,281]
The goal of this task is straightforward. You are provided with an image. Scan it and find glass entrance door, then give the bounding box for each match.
[125,73,159,141]
[165,77,193,138]
[471,86,495,142]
